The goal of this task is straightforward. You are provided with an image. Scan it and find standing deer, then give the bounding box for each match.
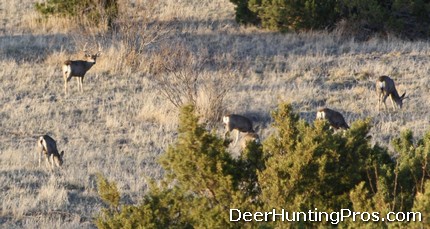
[62,44,101,95]
[241,132,260,150]
[316,108,349,130]
[377,75,406,110]
[37,135,64,169]
[223,114,255,146]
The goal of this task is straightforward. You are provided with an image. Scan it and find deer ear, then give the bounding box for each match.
[401,92,406,99]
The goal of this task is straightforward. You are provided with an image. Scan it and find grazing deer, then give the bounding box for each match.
[37,135,64,169]
[241,132,260,150]
[223,114,254,146]
[316,108,349,130]
[377,75,406,110]
[62,44,101,95]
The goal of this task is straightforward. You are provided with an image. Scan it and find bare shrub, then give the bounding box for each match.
[150,44,238,127]
[197,70,238,128]
[150,44,203,108]
[333,19,378,41]
[111,0,171,71]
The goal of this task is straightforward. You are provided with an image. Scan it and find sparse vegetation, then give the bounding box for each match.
[1,0,430,228]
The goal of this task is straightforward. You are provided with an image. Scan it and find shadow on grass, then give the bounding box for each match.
[0,33,72,63]
[0,169,47,191]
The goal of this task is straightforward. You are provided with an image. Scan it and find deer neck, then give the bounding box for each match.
[390,89,401,100]
[85,61,96,70]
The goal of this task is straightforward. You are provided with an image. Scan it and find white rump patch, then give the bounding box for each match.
[316,111,326,120]
[378,81,385,90]
[62,65,71,74]
[222,116,229,124]
[39,137,47,151]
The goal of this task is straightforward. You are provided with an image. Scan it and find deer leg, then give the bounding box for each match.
[65,76,72,95]
[389,95,396,110]
[224,125,231,139]
[54,157,60,167]
[378,92,385,111]
[50,154,55,169]
[382,94,389,110]
[378,94,381,111]
[233,129,240,146]
[45,154,50,168]
[64,80,68,95]
[79,77,84,92]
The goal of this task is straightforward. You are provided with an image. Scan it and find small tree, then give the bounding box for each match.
[230,0,430,39]
[35,0,118,29]
[229,0,260,25]
[259,103,394,227]
[412,180,430,227]
[96,105,264,228]
[391,130,430,211]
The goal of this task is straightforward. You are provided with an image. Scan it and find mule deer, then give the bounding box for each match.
[377,75,406,110]
[241,132,260,150]
[316,108,349,130]
[62,44,101,94]
[37,135,64,169]
[223,114,254,146]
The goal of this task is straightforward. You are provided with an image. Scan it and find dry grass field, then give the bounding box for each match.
[1,0,430,228]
